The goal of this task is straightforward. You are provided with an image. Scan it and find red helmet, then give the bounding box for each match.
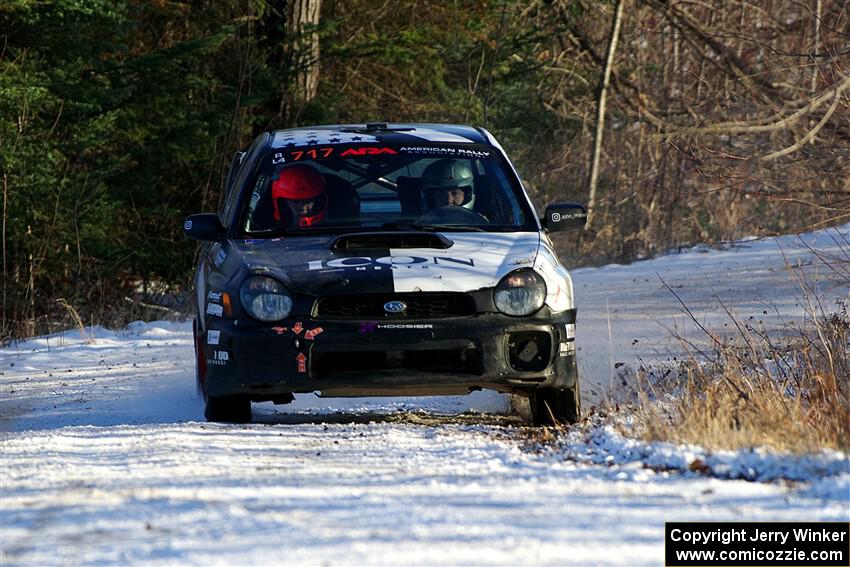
[272,165,327,227]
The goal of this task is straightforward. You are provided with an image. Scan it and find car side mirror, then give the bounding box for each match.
[184,213,226,242]
[541,203,587,232]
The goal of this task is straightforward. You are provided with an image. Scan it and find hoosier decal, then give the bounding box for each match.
[358,322,434,332]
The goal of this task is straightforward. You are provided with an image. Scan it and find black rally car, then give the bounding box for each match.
[184,123,586,424]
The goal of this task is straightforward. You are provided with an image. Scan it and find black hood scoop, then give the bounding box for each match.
[327,231,454,251]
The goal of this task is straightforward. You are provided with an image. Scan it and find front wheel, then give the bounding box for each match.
[204,395,252,424]
[530,384,580,426]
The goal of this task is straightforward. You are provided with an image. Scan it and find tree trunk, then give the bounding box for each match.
[810,0,821,93]
[283,0,322,125]
[586,0,625,229]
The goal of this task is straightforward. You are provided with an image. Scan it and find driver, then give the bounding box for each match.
[271,164,327,227]
[418,159,488,224]
[422,159,476,211]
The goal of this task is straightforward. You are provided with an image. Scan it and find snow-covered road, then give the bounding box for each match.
[1,227,848,566]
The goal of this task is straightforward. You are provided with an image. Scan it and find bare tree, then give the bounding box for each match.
[586,0,625,229]
[283,0,322,124]
[536,0,848,261]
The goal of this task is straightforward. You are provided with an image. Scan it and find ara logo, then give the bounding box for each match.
[383,301,407,314]
[339,147,398,157]
[307,256,474,271]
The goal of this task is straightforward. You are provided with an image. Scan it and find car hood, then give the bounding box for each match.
[234,232,541,295]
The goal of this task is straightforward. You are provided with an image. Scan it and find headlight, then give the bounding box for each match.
[494,269,546,316]
[239,276,293,322]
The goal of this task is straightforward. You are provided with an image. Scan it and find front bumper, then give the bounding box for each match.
[201,310,577,400]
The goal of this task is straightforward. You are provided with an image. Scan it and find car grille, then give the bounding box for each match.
[314,293,476,319]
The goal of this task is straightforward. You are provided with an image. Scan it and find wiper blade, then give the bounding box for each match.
[380,222,431,232]
[379,222,485,233]
[244,225,369,238]
[430,225,487,232]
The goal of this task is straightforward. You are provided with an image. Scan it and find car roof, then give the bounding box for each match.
[269,123,490,148]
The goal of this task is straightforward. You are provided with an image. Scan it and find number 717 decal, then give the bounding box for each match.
[290,147,398,160]
[291,148,335,161]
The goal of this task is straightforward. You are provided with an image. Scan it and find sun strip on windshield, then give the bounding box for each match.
[272,143,495,164]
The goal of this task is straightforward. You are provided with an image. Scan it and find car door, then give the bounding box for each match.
[196,141,262,329]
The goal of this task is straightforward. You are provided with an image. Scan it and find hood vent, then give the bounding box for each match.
[328,232,453,250]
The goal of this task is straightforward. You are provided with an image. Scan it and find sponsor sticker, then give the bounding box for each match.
[214,249,227,267]
[207,330,221,345]
[398,146,490,158]
[358,322,434,332]
[304,327,324,340]
[359,322,378,334]
[339,147,397,157]
[207,350,229,366]
[559,342,576,356]
[296,352,307,373]
[206,303,224,317]
[307,256,475,272]
[208,291,222,302]
[292,322,303,335]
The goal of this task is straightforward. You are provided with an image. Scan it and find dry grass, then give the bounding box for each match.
[55,298,93,343]
[635,305,850,453]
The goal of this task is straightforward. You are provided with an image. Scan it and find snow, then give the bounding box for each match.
[2,225,849,565]
[574,226,850,402]
[548,423,848,490]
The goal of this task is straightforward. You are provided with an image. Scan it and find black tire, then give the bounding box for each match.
[530,384,580,426]
[204,395,252,424]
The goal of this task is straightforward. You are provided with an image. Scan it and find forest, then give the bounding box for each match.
[1,0,848,340]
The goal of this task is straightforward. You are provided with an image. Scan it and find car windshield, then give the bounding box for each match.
[239,142,537,235]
